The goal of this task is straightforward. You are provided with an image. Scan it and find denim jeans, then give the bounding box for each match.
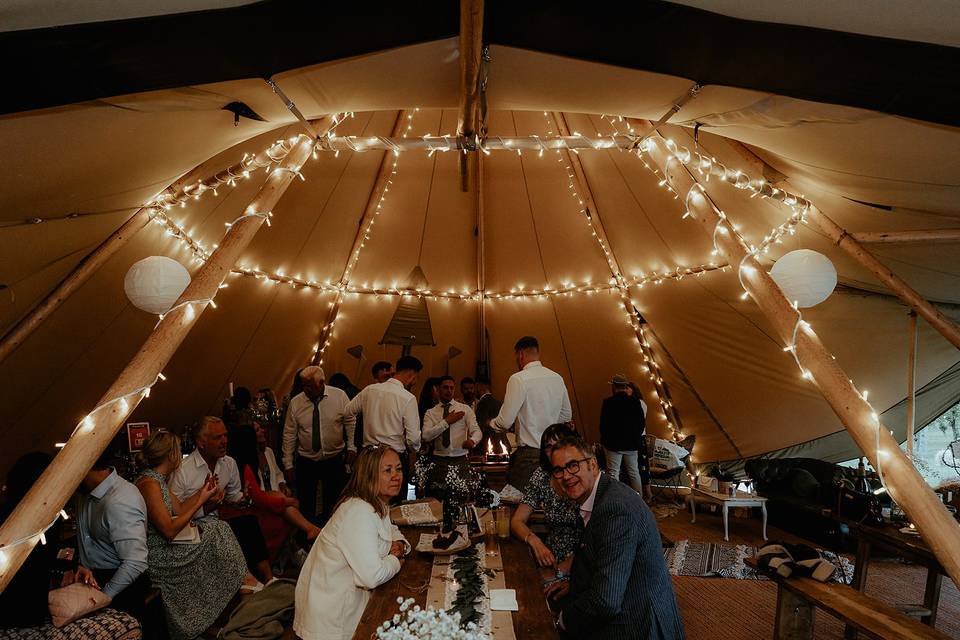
[604,448,644,493]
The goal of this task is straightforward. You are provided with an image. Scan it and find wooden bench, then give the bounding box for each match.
[745,558,951,640]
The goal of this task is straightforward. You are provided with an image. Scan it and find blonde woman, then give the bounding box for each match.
[294,446,411,640]
[135,431,255,640]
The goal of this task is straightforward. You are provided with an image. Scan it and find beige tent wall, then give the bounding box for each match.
[1,42,959,474]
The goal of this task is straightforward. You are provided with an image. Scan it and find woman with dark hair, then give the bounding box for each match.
[226,424,319,557]
[294,447,410,640]
[510,423,582,571]
[417,376,442,424]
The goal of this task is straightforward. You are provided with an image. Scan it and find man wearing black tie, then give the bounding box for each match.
[282,366,356,526]
[422,376,481,477]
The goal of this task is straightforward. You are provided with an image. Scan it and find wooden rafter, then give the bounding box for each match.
[0,117,336,590]
[456,0,484,192]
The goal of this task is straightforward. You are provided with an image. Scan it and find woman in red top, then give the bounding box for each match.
[228,425,320,557]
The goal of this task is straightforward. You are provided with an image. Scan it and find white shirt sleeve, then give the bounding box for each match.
[464,407,481,444]
[282,396,299,470]
[343,388,364,418]
[341,399,357,452]
[558,383,573,423]
[338,502,402,589]
[222,458,243,503]
[491,374,524,432]
[421,407,446,443]
[168,465,189,502]
[402,396,421,452]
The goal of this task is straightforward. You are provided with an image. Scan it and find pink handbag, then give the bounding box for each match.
[48,583,110,627]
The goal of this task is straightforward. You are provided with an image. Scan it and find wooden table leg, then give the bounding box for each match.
[774,586,814,640]
[844,537,872,639]
[922,565,942,627]
[689,494,697,523]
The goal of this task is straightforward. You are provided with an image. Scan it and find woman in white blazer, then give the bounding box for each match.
[294,446,410,640]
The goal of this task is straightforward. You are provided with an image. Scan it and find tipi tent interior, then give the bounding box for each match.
[1,1,959,637]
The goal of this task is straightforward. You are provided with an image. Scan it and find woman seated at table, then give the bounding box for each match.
[135,430,257,640]
[226,424,320,557]
[294,446,410,640]
[511,423,582,572]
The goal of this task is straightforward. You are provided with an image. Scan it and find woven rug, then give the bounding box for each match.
[663,540,855,582]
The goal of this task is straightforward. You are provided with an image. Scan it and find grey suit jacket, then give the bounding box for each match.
[560,474,685,640]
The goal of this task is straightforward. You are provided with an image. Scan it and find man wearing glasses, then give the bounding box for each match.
[544,437,684,640]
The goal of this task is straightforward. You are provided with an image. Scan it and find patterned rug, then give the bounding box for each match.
[664,540,855,582]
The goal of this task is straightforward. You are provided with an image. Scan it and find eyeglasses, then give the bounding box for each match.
[550,457,593,479]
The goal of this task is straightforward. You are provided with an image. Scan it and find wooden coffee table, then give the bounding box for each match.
[688,487,768,541]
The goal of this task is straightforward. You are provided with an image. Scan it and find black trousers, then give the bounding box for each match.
[90,568,151,620]
[296,454,347,526]
[224,514,270,573]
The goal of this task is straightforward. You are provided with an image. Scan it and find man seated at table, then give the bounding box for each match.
[545,436,685,640]
[171,416,274,583]
[78,452,150,621]
[422,376,481,480]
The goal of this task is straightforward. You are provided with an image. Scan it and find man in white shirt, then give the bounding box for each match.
[490,336,573,489]
[171,416,274,582]
[283,366,356,526]
[344,355,423,501]
[422,376,481,479]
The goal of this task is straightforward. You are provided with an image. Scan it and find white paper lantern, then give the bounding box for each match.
[124,256,191,314]
[769,249,837,308]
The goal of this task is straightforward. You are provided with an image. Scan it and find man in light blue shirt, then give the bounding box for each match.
[78,455,149,618]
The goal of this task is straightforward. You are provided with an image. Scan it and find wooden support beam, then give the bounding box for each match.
[475,152,488,365]
[723,138,787,184]
[0,118,335,590]
[312,111,406,366]
[810,210,960,351]
[457,0,484,192]
[640,128,960,590]
[907,311,918,460]
[851,229,960,244]
[717,134,960,351]
[551,111,685,436]
[0,126,314,364]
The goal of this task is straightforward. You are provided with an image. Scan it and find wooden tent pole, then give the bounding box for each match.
[851,229,960,244]
[457,0,484,192]
[476,152,488,365]
[907,311,918,460]
[0,121,332,590]
[713,134,960,351]
[0,128,312,365]
[312,111,406,367]
[641,131,960,589]
[809,210,960,350]
[551,112,684,435]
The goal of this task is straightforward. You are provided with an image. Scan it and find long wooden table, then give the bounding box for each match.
[352,526,559,639]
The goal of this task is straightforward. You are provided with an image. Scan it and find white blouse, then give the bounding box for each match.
[294,498,410,640]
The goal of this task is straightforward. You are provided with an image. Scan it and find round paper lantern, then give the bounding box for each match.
[124,256,191,314]
[769,249,837,308]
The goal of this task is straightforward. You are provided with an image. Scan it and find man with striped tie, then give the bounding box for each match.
[283,366,356,526]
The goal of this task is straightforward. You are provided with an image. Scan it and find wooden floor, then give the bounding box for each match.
[657,503,960,639]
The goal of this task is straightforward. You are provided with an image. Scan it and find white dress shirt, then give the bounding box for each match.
[422,400,482,457]
[169,449,243,521]
[490,361,573,448]
[293,498,409,640]
[343,378,421,453]
[283,388,356,469]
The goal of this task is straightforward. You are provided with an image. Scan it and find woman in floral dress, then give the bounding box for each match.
[135,431,252,640]
[510,423,583,571]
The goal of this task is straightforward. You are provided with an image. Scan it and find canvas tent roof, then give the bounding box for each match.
[0,1,958,476]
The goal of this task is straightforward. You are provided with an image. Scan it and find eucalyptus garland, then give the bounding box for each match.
[446,546,495,627]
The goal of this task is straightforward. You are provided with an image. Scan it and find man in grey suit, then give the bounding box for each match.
[546,436,684,640]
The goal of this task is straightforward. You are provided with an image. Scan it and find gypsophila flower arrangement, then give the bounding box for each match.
[375,598,486,640]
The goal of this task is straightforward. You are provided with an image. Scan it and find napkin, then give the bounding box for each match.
[489,589,518,611]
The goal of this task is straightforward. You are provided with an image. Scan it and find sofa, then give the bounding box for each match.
[744,457,886,548]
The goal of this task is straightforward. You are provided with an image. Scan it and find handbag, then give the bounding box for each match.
[48,583,111,627]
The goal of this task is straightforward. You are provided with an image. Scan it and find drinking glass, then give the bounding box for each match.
[496,506,511,539]
[485,520,498,556]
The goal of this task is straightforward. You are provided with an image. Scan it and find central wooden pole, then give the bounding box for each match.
[641,131,960,589]
[457,0,484,192]
[0,118,334,590]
